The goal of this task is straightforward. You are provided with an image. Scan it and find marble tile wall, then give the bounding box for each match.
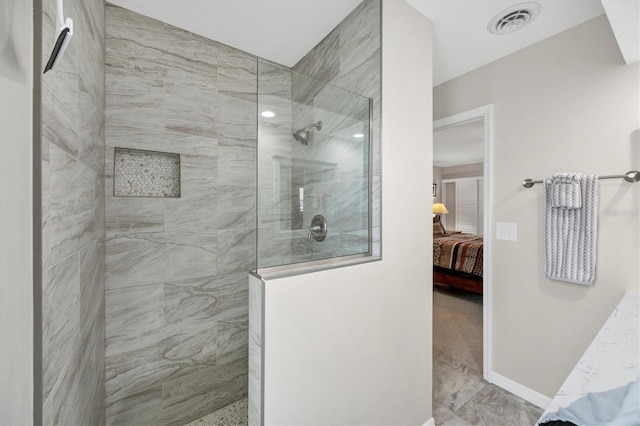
[248,274,264,426]
[41,0,106,424]
[256,61,372,268]
[104,5,256,425]
[293,0,381,257]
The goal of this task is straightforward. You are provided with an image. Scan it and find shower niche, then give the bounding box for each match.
[256,60,372,271]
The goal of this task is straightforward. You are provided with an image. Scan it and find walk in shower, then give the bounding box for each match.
[256,60,372,271]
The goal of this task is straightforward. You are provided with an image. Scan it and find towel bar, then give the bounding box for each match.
[522,170,640,188]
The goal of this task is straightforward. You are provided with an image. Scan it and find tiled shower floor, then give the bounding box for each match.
[185,398,248,426]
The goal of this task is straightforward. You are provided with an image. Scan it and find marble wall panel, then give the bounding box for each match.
[161,357,248,426]
[164,82,216,137]
[105,284,165,356]
[76,309,106,426]
[214,95,257,147]
[105,346,177,420]
[41,50,80,156]
[217,46,258,102]
[80,239,105,332]
[105,232,217,290]
[42,253,80,401]
[106,69,165,136]
[292,31,340,103]
[49,144,96,265]
[248,275,263,426]
[105,4,256,424]
[105,4,218,73]
[292,0,381,257]
[106,196,165,234]
[41,0,105,423]
[106,385,164,425]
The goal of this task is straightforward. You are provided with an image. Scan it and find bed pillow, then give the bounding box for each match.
[433,217,445,236]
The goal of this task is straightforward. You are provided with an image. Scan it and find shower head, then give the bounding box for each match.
[293,121,322,145]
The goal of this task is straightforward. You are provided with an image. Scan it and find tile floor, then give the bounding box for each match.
[185,398,248,426]
[433,287,544,425]
[187,288,544,426]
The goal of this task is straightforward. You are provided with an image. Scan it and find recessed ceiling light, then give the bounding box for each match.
[353,133,364,138]
[261,111,275,118]
[487,2,541,35]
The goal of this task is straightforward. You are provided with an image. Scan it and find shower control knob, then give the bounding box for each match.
[308,215,327,242]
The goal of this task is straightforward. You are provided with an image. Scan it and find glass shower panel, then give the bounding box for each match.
[257,59,371,269]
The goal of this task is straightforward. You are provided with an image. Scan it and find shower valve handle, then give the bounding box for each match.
[308,225,322,240]
[308,215,327,242]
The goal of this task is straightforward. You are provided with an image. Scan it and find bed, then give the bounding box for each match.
[433,219,484,294]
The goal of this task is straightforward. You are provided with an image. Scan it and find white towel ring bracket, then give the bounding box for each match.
[522,170,640,188]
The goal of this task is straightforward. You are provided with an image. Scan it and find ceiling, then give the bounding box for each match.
[433,120,484,168]
[407,0,605,85]
[108,0,618,85]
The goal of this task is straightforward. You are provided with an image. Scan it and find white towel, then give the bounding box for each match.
[544,173,598,285]
[550,176,582,209]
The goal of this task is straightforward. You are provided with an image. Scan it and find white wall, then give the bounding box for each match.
[260,1,433,424]
[0,0,34,423]
[434,15,640,398]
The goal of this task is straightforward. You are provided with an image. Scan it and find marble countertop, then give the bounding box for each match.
[539,292,639,421]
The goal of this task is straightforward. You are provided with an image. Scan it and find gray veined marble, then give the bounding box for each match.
[49,143,96,265]
[105,4,257,421]
[105,283,166,357]
[43,253,81,402]
[217,46,258,102]
[106,195,165,234]
[248,276,263,426]
[105,232,217,290]
[41,0,106,423]
[162,357,248,426]
[106,69,165,136]
[164,82,217,138]
[103,1,381,423]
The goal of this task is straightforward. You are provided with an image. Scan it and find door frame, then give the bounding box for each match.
[433,104,494,382]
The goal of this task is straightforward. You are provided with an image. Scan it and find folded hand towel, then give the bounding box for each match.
[544,173,598,285]
[549,174,582,209]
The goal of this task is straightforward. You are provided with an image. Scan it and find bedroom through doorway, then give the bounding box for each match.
[432,105,494,418]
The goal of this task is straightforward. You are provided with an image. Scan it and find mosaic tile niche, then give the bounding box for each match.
[113,147,181,198]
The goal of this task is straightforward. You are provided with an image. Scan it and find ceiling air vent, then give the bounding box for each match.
[488,2,541,35]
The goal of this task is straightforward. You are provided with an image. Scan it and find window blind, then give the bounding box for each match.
[442,177,483,235]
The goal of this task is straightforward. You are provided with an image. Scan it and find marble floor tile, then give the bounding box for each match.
[433,353,486,413]
[433,402,474,426]
[433,288,544,425]
[455,384,543,426]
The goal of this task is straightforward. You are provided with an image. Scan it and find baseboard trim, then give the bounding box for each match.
[490,371,552,410]
[423,417,435,426]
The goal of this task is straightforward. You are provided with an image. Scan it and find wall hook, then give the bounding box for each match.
[43,0,73,73]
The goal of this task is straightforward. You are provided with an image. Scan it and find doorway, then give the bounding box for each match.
[433,105,493,381]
